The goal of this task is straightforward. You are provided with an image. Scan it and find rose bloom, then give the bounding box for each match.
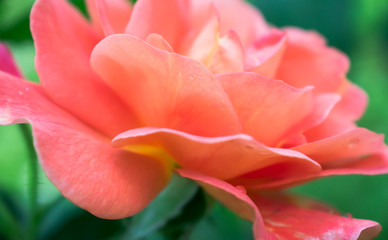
[1,0,388,239]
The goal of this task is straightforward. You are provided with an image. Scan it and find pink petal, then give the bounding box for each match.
[85,0,132,36]
[125,0,189,48]
[332,83,368,121]
[176,169,274,240]
[0,72,168,219]
[250,192,382,240]
[278,93,341,148]
[304,83,367,141]
[145,33,174,52]
[31,0,137,138]
[181,2,220,63]
[304,113,356,142]
[0,43,22,77]
[246,30,287,78]
[112,127,321,180]
[249,130,388,189]
[294,128,385,166]
[208,30,245,74]
[217,72,313,147]
[91,34,241,137]
[211,0,269,47]
[276,28,349,94]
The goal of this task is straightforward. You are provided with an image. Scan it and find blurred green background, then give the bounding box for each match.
[0,0,387,239]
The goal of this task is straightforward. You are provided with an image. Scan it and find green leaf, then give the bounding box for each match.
[0,0,34,30]
[0,194,22,240]
[0,125,30,202]
[8,42,39,82]
[189,203,253,240]
[124,173,198,240]
[39,198,123,240]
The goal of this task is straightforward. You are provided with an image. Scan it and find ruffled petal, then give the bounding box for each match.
[85,0,132,36]
[112,127,321,180]
[276,28,349,94]
[91,34,241,137]
[125,0,189,48]
[0,72,168,219]
[176,169,274,240]
[250,193,382,240]
[31,0,137,138]
[217,72,313,147]
[0,43,22,77]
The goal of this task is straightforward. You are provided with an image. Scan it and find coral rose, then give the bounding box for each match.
[1,0,388,239]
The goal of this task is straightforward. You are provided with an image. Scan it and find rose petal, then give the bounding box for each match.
[176,169,274,240]
[35,122,169,219]
[181,2,220,64]
[125,0,189,48]
[145,33,174,52]
[0,43,22,77]
[211,0,269,47]
[31,0,137,137]
[250,192,382,240]
[0,72,168,219]
[247,130,388,189]
[294,128,385,166]
[332,83,368,121]
[91,34,241,137]
[246,30,287,78]
[304,113,356,142]
[279,93,341,148]
[208,30,245,74]
[85,0,132,36]
[112,127,321,180]
[217,72,313,147]
[276,28,349,94]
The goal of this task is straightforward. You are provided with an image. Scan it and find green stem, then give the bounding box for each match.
[19,124,38,240]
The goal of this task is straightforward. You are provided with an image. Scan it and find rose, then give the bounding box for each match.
[1,0,387,239]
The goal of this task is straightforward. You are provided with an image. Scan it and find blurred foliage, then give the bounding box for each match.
[0,0,388,239]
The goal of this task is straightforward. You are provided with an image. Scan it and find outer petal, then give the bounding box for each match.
[125,0,189,49]
[0,43,22,77]
[217,72,313,147]
[0,72,168,218]
[91,34,241,137]
[294,128,385,166]
[86,0,132,36]
[244,130,388,189]
[176,169,275,240]
[250,193,382,240]
[112,127,321,180]
[31,0,137,138]
[276,28,349,94]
